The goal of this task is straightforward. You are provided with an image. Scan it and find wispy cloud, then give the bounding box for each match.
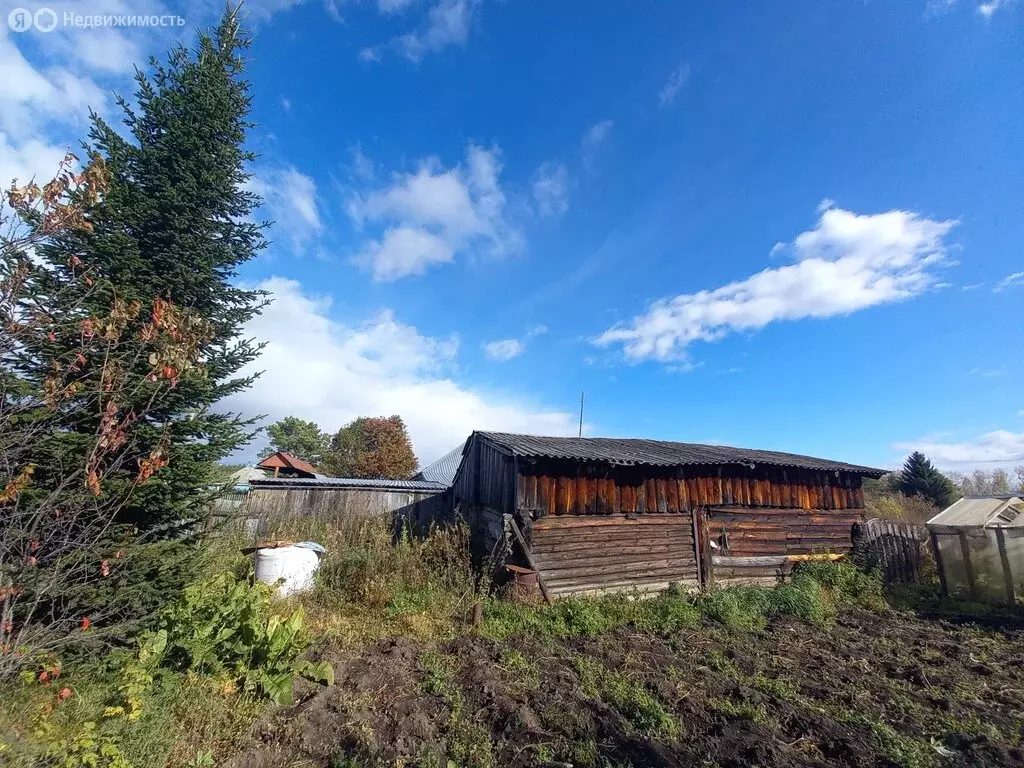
[482,324,547,362]
[596,205,958,364]
[895,429,1024,466]
[581,119,614,171]
[658,63,690,106]
[532,161,570,217]
[248,164,323,251]
[348,143,521,280]
[994,271,1024,292]
[396,0,477,62]
[482,338,524,361]
[978,0,1013,17]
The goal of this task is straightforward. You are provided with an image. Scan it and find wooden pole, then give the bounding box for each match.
[994,527,1016,607]
[930,532,948,597]
[509,517,553,604]
[958,532,977,599]
[690,508,704,591]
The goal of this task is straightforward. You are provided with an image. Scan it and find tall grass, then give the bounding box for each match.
[267,516,480,645]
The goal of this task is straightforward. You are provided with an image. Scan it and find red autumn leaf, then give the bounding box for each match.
[26,556,37,566]
[47,331,56,342]
[38,670,49,683]
[100,560,109,577]
[57,687,72,703]
[80,617,91,630]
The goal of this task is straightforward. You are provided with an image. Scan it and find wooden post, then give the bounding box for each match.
[690,508,704,591]
[958,532,977,598]
[994,527,1016,607]
[930,532,948,597]
[697,507,714,591]
[509,517,552,604]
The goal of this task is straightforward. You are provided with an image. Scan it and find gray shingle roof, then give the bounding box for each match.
[475,432,885,476]
[412,443,464,486]
[250,477,447,492]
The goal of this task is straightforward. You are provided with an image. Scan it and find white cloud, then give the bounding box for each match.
[350,144,375,180]
[978,0,1012,17]
[483,338,524,362]
[0,132,71,190]
[226,277,576,464]
[994,271,1024,292]
[581,119,613,170]
[481,324,547,362]
[0,28,108,142]
[249,164,322,251]
[355,226,454,280]
[379,0,418,13]
[895,430,1024,467]
[397,0,476,62]
[596,205,957,363]
[348,143,521,280]
[532,161,570,217]
[817,198,837,213]
[281,98,292,111]
[658,63,690,107]
[359,46,381,62]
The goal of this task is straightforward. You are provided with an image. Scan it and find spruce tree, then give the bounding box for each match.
[35,8,266,531]
[897,452,958,509]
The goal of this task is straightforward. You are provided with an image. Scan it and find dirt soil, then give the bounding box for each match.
[225,610,1024,768]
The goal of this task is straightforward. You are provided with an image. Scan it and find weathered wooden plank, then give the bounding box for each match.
[534,542,693,561]
[543,476,556,517]
[532,528,695,547]
[534,514,698,530]
[678,479,690,510]
[537,552,698,574]
[713,555,788,566]
[544,561,704,585]
[574,476,586,515]
[639,479,652,513]
[555,476,570,517]
[655,479,668,513]
[665,477,679,512]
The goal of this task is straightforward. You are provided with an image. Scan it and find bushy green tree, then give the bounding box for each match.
[324,416,418,479]
[260,417,329,466]
[33,8,267,531]
[897,452,958,509]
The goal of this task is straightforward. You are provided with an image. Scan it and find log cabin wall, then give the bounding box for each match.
[514,460,865,518]
[530,515,700,597]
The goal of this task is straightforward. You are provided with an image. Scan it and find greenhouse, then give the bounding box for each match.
[926,496,1024,605]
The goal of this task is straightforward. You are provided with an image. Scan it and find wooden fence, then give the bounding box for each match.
[852,518,925,583]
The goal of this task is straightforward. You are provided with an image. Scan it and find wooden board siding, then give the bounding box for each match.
[706,507,864,557]
[530,515,700,596]
[453,438,512,513]
[515,464,864,517]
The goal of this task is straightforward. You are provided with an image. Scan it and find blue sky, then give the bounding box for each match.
[3,0,1022,468]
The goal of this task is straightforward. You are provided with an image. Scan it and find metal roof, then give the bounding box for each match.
[256,451,319,477]
[474,432,886,476]
[927,496,1024,532]
[250,476,447,492]
[412,443,464,486]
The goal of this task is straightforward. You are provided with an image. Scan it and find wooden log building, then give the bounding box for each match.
[452,432,885,597]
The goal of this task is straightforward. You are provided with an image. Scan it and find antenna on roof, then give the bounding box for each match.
[578,391,584,438]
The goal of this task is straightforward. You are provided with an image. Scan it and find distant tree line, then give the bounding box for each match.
[865,451,1024,525]
[259,415,418,480]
